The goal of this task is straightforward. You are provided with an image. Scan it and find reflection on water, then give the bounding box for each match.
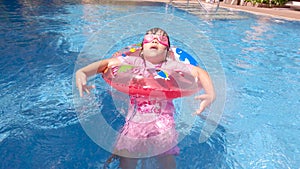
[0,0,300,168]
[244,17,272,41]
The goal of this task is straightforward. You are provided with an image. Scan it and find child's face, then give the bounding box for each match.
[142,30,169,64]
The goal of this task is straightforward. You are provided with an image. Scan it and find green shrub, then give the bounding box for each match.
[253,0,289,6]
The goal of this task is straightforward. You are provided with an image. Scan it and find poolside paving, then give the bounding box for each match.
[137,0,300,21]
[219,1,300,21]
[171,2,248,20]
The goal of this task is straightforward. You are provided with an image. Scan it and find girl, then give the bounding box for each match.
[76,28,215,169]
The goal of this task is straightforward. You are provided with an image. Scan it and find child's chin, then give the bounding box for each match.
[147,51,164,57]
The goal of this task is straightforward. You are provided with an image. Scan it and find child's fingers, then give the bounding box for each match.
[193,104,205,116]
[76,79,84,97]
[77,78,88,97]
[78,85,83,97]
[193,94,212,116]
[84,86,90,94]
[76,71,90,97]
[83,85,96,95]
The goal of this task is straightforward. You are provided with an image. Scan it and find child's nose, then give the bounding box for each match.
[152,38,159,43]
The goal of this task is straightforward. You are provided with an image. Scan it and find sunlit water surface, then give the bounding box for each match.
[0,0,299,168]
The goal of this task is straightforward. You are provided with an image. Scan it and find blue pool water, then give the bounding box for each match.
[0,1,299,168]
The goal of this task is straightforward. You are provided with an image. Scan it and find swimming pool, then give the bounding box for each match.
[0,0,299,168]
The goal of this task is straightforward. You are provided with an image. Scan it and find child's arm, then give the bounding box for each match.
[190,66,216,115]
[76,58,121,97]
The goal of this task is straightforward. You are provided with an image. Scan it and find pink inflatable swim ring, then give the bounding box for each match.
[102,44,202,99]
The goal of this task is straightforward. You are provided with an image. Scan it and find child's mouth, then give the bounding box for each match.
[150,46,158,50]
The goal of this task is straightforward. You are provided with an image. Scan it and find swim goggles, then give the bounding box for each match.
[143,34,169,47]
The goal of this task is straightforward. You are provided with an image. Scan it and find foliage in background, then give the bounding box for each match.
[243,0,289,6]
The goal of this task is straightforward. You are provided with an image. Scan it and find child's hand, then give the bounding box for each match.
[193,94,214,115]
[76,70,95,97]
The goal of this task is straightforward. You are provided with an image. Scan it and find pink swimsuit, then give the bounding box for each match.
[114,56,191,157]
[114,96,179,157]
